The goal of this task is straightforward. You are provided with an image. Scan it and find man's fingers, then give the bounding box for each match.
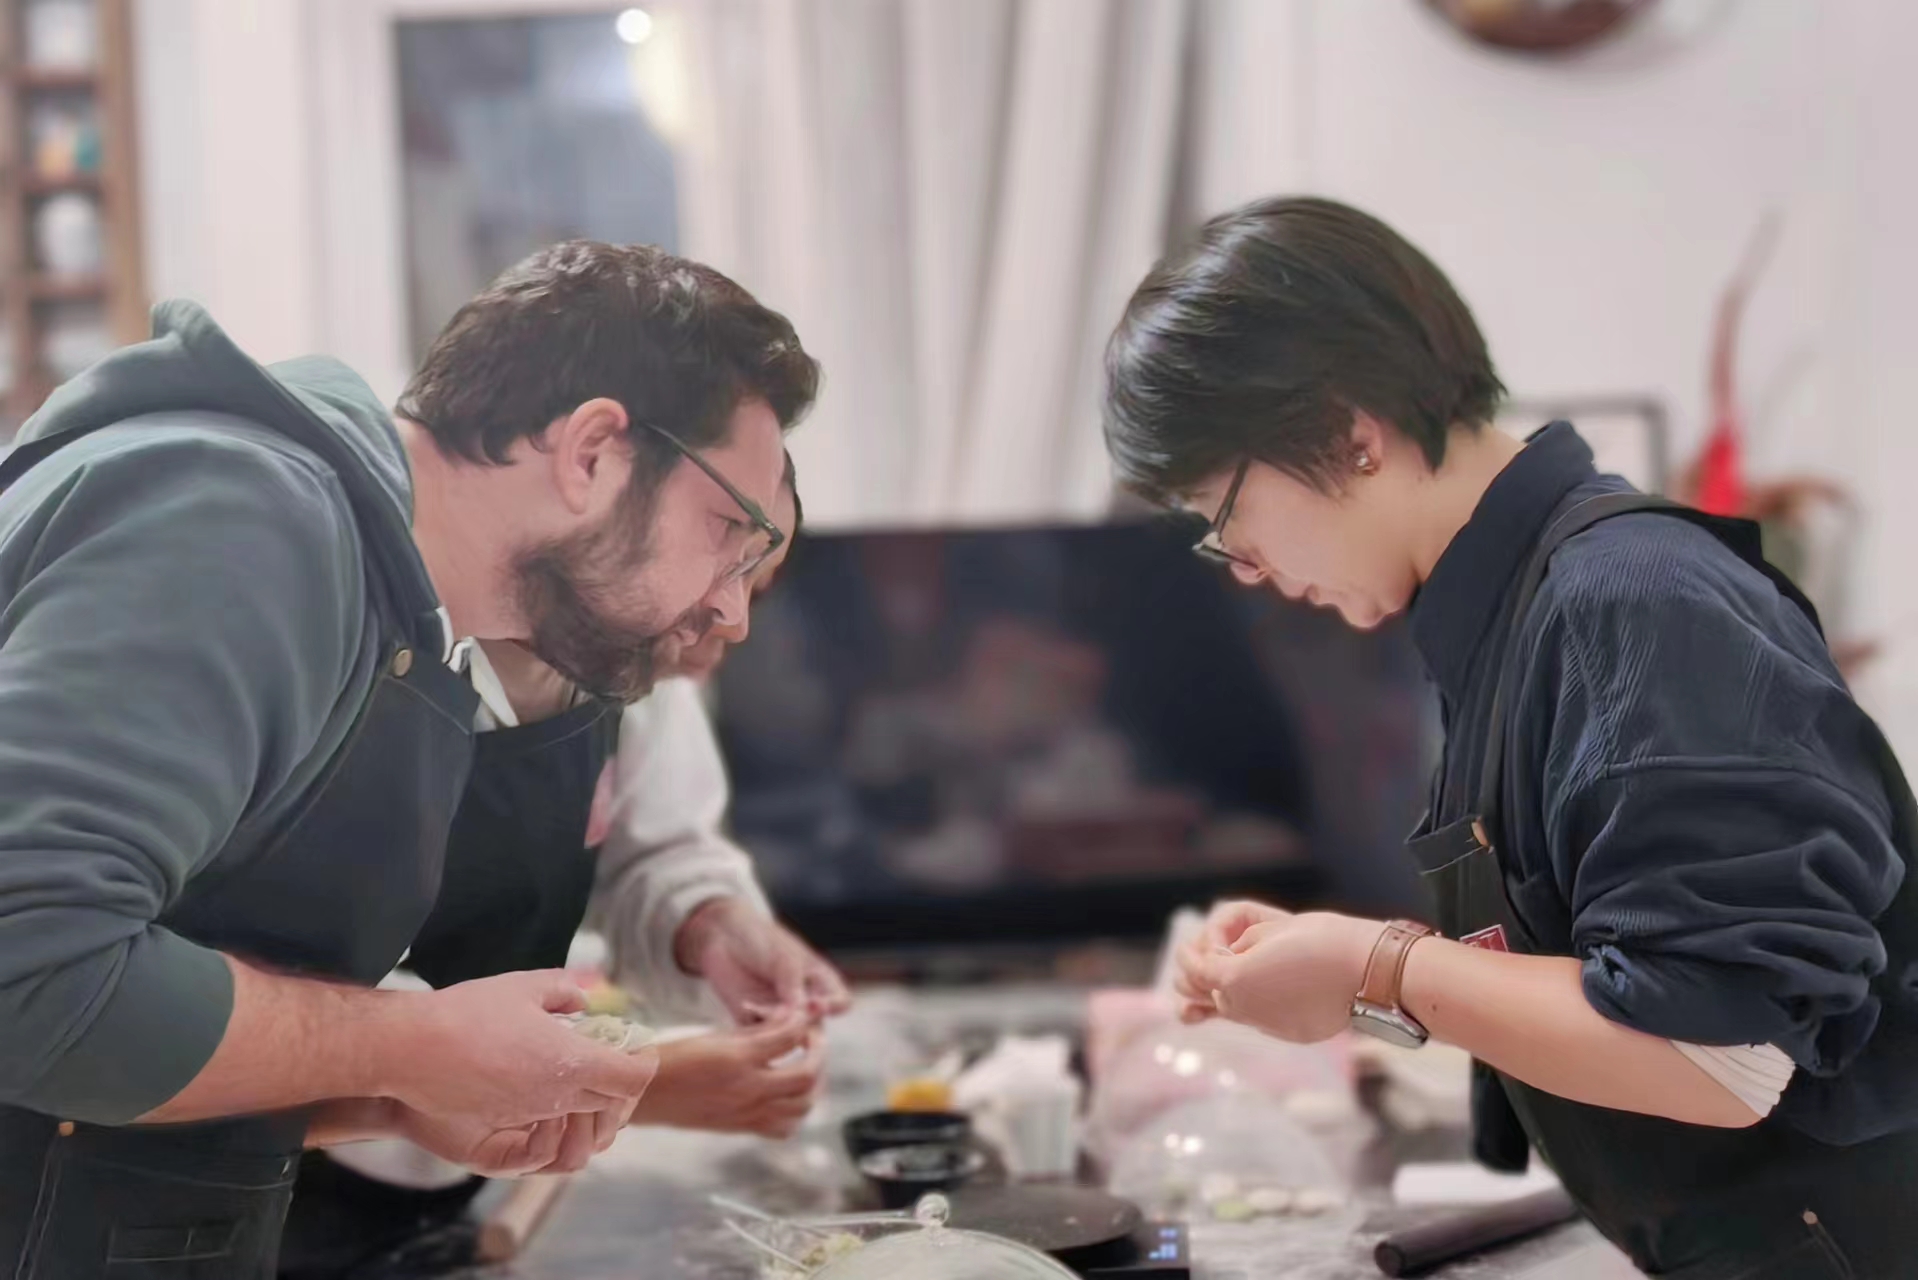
[547,1113,597,1174]
[537,971,590,1015]
[493,1118,564,1176]
[471,1132,530,1177]
[592,1103,625,1153]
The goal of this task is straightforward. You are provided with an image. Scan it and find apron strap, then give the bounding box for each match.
[1473,492,1822,820]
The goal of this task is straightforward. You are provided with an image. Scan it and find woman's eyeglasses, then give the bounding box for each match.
[1192,459,1258,572]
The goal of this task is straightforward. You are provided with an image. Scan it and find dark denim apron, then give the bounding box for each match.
[276,696,619,1279]
[1407,493,1918,1279]
[0,400,476,1279]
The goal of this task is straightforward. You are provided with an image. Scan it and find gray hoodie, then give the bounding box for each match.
[0,303,425,1123]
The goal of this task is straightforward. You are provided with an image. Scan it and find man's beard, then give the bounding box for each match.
[514,519,716,703]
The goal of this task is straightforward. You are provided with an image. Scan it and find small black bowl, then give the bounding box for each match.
[857,1142,987,1209]
[842,1110,972,1162]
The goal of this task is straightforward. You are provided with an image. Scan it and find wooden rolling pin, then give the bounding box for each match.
[478,1175,574,1263]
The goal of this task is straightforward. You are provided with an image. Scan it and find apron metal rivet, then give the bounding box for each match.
[56,1121,74,1137]
[1803,1210,1819,1226]
[391,647,414,678]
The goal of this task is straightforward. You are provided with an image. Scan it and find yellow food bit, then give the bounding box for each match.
[886,1078,955,1112]
[582,982,634,1017]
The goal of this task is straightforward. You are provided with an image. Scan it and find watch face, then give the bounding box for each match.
[1351,1003,1429,1049]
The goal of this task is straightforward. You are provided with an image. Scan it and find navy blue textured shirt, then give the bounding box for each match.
[1411,424,1911,1141]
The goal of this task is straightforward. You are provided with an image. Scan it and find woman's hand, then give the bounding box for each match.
[674,898,853,1024]
[1178,907,1387,1043]
[630,1016,824,1139]
[1173,899,1291,1021]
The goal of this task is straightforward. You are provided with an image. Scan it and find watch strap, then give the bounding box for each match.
[1357,919,1436,1013]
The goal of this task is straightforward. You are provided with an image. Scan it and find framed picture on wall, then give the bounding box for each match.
[1497,396,1671,494]
[307,0,692,404]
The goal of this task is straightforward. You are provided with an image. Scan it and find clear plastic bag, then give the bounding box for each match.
[1085,1016,1354,1162]
[1105,1093,1354,1226]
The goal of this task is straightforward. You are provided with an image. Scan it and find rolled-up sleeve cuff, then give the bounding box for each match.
[1578,941,1879,1074]
[654,864,772,940]
[597,841,770,1025]
[23,931,234,1125]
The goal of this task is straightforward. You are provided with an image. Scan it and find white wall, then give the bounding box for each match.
[1193,0,1918,760]
[130,0,1918,755]
[134,0,320,364]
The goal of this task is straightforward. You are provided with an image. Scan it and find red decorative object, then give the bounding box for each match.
[1693,415,1744,517]
[1680,214,1778,517]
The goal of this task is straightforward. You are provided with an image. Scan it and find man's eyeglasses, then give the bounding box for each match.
[1192,459,1258,572]
[637,421,786,586]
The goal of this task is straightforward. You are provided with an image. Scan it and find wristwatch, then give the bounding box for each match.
[1350,919,1436,1048]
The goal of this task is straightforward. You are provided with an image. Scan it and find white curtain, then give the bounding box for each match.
[674,0,1194,527]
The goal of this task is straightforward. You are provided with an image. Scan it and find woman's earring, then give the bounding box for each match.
[1355,451,1377,476]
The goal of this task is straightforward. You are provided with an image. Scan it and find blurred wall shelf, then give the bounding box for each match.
[0,0,145,436]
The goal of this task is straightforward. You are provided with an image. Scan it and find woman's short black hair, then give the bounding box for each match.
[1104,196,1505,504]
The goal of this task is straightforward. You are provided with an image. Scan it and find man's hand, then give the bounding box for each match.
[674,898,851,1025]
[1179,909,1386,1043]
[307,1077,632,1178]
[376,970,660,1131]
[391,1103,610,1178]
[631,1016,824,1139]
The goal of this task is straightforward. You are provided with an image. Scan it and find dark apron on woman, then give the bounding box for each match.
[1407,493,1918,1279]
[277,697,620,1280]
[0,403,478,1273]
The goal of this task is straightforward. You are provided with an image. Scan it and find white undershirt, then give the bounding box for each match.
[464,641,520,729]
[1669,1041,1793,1118]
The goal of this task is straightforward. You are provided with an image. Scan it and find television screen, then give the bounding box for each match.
[711,520,1435,951]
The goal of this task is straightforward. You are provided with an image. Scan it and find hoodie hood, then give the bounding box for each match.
[21,301,441,647]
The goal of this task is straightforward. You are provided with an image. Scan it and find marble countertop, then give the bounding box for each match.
[487,1133,1635,1280]
[477,985,1642,1280]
